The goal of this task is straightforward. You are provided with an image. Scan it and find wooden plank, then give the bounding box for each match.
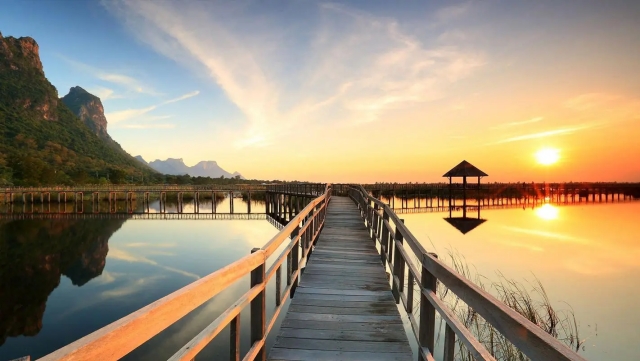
[281,320,398,332]
[273,338,409,353]
[277,328,408,342]
[289,298,394,309]
[285,312,402,323]
[269,348,412,361]
[288,304,398,316]
[291,292,394,303]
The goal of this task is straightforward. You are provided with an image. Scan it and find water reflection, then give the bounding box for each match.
[443,204,487,235]
[536,203,559,220]
[403,201,640,361]
[0,219,124,346]
[0,216,281,360]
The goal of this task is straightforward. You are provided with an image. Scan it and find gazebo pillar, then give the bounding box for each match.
[463,176,467,218]
[448,176,452,210]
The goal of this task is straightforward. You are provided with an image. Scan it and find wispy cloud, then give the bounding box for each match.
[104,0,485,147]
[490,124,594,144]
[59,55,160,96]
[120,124,176,129]
[107,105,157,123]
[491,116,543,129]
[435,2,473,23]
[163,90,200,105]
[106,90,198,124]
[88,86,124,100]
[564,93,620,111]
[108,248,199,279]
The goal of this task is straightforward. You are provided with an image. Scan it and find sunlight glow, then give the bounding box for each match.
[535,204,559,220]
[535,148,560,165]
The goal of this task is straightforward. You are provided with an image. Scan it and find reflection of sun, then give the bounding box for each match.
[535,148,560,165]
[536,204,559,220]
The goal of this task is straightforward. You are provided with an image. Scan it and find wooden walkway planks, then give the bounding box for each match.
[268,197,412,361]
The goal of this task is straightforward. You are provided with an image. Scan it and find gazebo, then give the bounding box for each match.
[443,160,488,231]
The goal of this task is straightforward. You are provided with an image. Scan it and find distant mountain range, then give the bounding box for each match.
[135,156,243,179]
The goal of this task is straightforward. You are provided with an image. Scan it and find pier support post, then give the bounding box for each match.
[290,226,300,297]
[250,248,266,361]
[420,252,438,355]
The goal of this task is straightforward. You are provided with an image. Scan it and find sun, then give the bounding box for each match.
[535,204,559,220]
[535,148,560,165]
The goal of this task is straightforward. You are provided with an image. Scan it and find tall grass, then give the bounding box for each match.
[433,250,584,360]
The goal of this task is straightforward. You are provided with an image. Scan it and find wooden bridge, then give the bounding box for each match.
[34,184,587,361]
[365,181,640,210]
[0,183,323,216]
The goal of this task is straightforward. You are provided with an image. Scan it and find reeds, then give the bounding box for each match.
[433,249,584,360]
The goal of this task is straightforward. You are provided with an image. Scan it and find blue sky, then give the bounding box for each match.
[1,0,639,181]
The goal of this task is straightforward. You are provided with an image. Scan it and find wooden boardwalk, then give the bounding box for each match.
[269,197,412,361]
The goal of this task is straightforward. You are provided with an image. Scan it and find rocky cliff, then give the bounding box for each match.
[61,86,112,142]
[0,31,157,186]
[0,31,57,121]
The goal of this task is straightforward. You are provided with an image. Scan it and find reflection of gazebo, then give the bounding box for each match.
[443,160,488,234]
[444,217,487,235]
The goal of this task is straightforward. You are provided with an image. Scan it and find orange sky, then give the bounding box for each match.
[17,1,638,183]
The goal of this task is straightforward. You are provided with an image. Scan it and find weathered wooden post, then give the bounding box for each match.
[230,314,240,361]
[250,248,266,361]
[443,323,456,361]
[288,194,293,220]
[392,220,405,303]
[420,253,438,356]
[290,226,300,297]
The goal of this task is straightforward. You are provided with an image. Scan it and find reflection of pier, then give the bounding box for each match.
[0,212,269,221]
[0,184,328,218]
[365,179,640,210]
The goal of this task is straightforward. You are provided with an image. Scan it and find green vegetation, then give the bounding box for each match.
[0,35,157,186]
[0,34,298,187]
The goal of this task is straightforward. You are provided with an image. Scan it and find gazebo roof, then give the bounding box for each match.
[443,160,488,178]
[444,217,487,235]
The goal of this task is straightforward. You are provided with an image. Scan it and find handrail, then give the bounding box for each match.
[348,185,586,361]
[39,184,332,361]
[1,183,326,192]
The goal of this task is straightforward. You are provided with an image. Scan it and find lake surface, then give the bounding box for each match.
[399,200,640,361]
[1,197,638,360]
[0,198,293,360]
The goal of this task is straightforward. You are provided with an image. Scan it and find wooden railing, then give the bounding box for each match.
[39,184,332,361]
[265,183,325,196]
[348,185,586,361]
[2,185,270,192]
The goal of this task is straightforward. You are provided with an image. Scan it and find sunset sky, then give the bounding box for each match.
[1,0,639,182]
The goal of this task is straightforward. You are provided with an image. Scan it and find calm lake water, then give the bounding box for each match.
[1,197,638,360]
[399,200,640,361]
[0,198,295,360]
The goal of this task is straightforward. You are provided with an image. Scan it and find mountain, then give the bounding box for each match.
[148,158,191,175]
[135,155,148,164]
[144,157,242,178]
[61,86,113,143]
[0,31,157,185]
